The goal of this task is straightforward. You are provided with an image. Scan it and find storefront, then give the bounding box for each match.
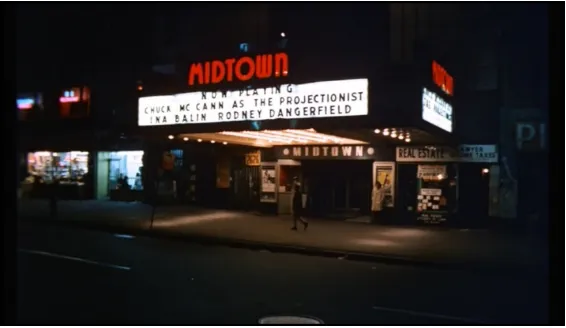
[95,151,145,201]
[23,150,91,199]
[395,144,499,226]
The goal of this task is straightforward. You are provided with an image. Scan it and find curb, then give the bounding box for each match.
[20,217,545,276]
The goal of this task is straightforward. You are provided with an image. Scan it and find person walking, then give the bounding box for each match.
[371,181,390,223]
[291,177,308,231]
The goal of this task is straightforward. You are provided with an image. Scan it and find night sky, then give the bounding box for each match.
[15,2,547,92]
[15,2,385,87]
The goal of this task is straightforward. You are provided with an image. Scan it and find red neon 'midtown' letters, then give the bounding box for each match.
[188,52,289,86]
[432,60,454,96]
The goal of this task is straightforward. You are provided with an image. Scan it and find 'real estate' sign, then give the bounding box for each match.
[396,145,498,163]
[138,78,368,126]
[276,144,376,160]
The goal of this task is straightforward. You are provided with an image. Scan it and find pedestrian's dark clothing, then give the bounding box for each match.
[292,189,303,216]
[291,184,308,230]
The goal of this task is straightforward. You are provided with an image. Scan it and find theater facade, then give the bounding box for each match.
[135,50,498,227]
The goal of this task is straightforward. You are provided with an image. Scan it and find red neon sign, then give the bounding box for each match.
[432,61,454,96]
[188,52,289,86]
[59,96,80,103]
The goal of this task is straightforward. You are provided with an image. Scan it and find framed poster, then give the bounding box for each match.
[260,165,277,203]
[372,161,395,208]
[261,168,276,192]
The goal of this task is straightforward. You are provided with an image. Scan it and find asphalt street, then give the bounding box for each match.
[17,222,548,325]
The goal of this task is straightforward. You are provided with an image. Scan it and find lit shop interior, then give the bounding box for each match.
[25,151,90,199]
[95,151,144,200]
[96,150,144,200]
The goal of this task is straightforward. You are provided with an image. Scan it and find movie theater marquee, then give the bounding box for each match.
[137,78,369,126]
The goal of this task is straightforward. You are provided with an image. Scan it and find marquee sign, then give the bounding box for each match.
[422,87,453,133]
[275,144,376,160]
[432,61,453,96]
[138,78,369,126]
[188,52,289,86]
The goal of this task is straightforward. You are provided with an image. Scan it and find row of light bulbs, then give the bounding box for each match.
[219,129,349,145]
[374,129,411,142]
[167,135,228,145]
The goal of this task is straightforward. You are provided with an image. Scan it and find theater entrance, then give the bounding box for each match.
[172,128,391,217]
[302,160,373,219]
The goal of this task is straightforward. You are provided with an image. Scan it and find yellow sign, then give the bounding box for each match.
[245,151,261,166]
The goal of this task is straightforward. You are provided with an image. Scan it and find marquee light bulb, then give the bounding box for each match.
[168,135,174,140]
[374,129,381,134]
[383,129,390,136]
[183,137,189,141]
[405,138,411,143]
[197,139,202,142]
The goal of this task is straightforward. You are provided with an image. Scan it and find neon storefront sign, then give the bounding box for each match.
[59,89,80,103]
[17,98,35,110]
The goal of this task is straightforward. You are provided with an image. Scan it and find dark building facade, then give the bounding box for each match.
[122,3,504,227]
[18,3,547,229]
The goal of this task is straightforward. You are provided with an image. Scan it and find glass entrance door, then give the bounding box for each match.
[303,160,372,217]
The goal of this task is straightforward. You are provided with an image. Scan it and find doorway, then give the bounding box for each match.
[458,164,490,226]
[232,166,260,211]
[302,161,372,218]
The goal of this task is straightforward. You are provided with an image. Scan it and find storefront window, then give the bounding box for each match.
[107,151,144,190]
[415,164,456,224]
[27,151,89,184]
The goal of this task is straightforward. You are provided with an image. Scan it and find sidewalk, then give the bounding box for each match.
[18,200,548,273]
